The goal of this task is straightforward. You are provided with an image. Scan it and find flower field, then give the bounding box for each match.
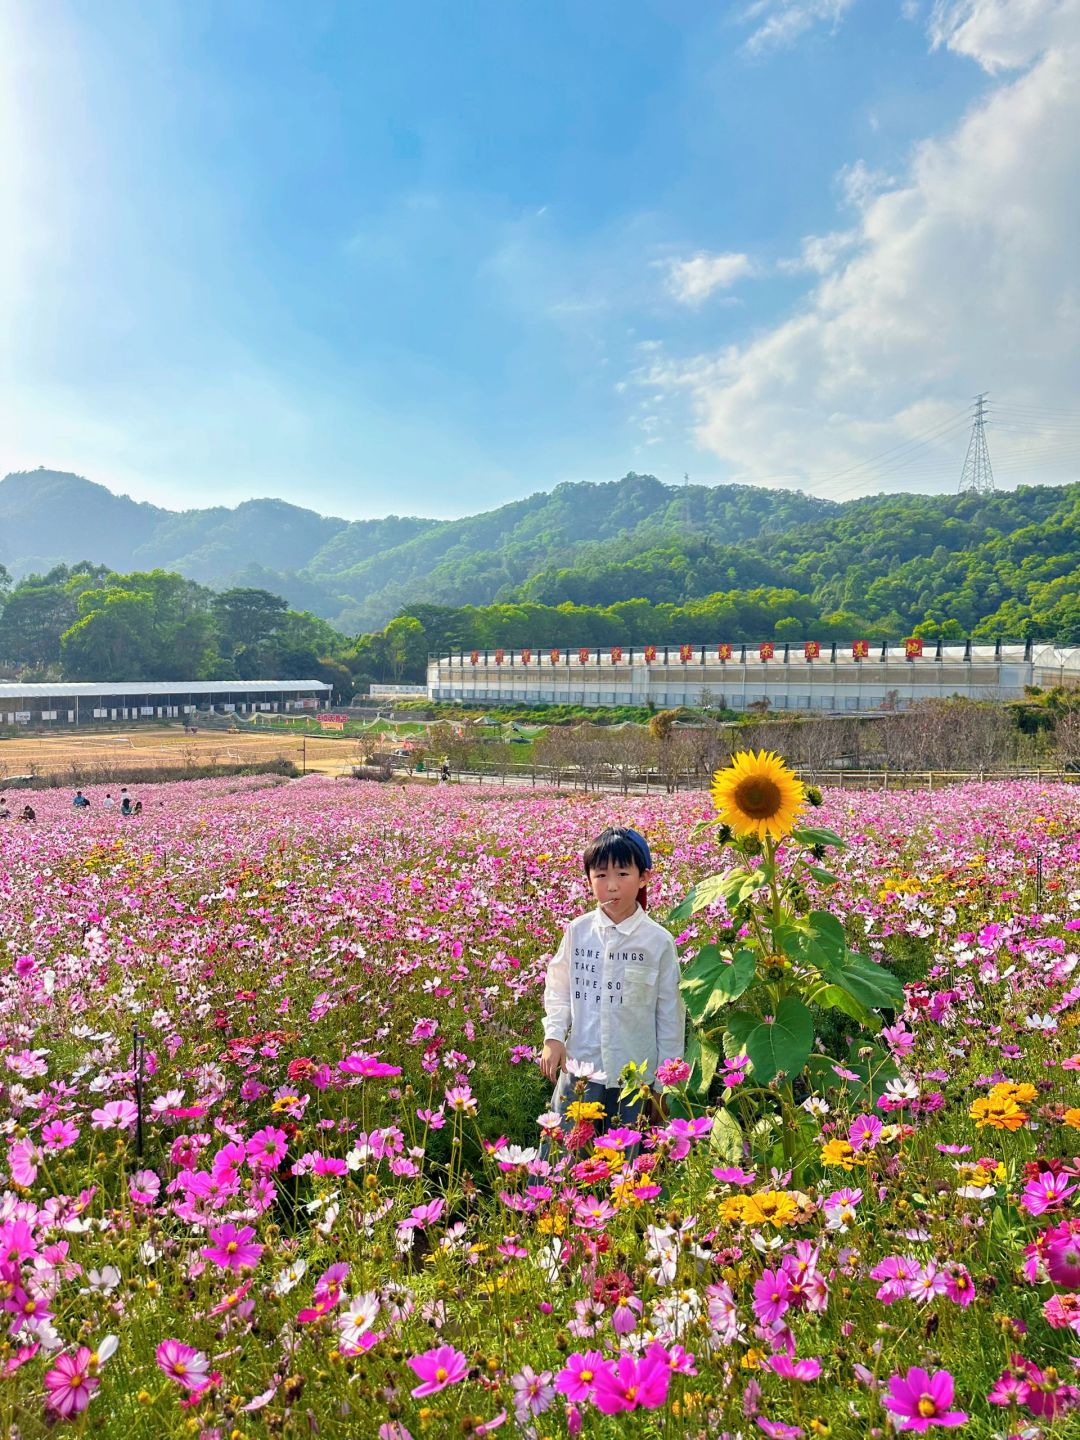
[2,773,1079,1438]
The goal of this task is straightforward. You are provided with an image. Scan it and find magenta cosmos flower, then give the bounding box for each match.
[246,1125,289,1170]
[201,1222,264,1272]
[555,1350,607,1402]
[884,1367,968,1431]
[156,1338,212,1391]
[1020,1172,1078,1217]
[44,1347,100,1417]
[591,1351,670,1414]
[408,1343,468,1397]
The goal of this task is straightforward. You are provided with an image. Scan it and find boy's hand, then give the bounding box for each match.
[539,1040,566,1084]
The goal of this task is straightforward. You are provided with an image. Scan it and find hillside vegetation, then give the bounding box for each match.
[5,473,1080,690]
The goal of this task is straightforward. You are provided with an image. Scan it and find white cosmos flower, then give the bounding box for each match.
[87,1266,121,1293]
[272,1259,307,1296]
[338,1291,380,1347]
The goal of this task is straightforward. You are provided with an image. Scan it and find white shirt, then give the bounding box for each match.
[543,905,685,1088]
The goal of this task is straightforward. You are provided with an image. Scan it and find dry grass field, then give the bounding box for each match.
[0,725,356,784]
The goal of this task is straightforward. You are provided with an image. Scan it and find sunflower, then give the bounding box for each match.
[711,750,806,840]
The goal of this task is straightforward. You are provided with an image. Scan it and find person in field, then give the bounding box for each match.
[540,826,685,1135]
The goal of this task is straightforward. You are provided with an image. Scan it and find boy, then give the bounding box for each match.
[540,826,685,1132]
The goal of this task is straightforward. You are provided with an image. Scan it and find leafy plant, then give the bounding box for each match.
[666,751,905,1179]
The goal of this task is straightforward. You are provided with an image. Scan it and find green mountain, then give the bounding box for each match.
[6,468,1080,646]
[0,469,831,630]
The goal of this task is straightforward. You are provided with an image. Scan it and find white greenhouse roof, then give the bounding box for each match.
[0,680,332,699]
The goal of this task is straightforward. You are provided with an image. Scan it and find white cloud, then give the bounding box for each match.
[665,251,756,304]
[929,0,1079,72]
[643,0,1080,497]
[740,0,861,54]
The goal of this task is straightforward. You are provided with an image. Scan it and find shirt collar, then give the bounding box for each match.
[596,904,645,936]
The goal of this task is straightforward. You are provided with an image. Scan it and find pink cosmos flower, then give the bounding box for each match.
[591,1351,670,1414]
[44,1347,99,1417]
[511,1365,555,1421]
[90,1100,138,1131]
[444,1085,477,1114]
[8,1140,40,1187]
[646,1340,697,1376]
[41,1119,79,1151]
[756,1421,804,1439]
[884,1366,968,1431]
[129,1169,160,1205]
[1047,1233,1080,1289]
[397,1199,445,1231]
[752,1268,792,1325]
[870,1254,921,1304]
[201,1222,264,1272]
[555,1350,607,1402]
[943,1264,975,1307]
[245,1126,289,1170]
[764,1355,822,1381]
[712,1165,757,1186]
[1021,1172,1078,1217]
[156,1338,212,1391]
[1043,1292,1080,1332]
[408,1343,468,1397]
[312,1154,348,1176]
[848,1113,883,1151]
[655,1058,691,1086]
[339,1053,402,1078]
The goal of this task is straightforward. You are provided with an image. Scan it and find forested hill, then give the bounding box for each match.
[6,469,1080,646]
[0,469,830,630]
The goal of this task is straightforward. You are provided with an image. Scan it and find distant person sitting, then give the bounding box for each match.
[0,797,10,820]
[132,799,143,816]
[103,793,115,810]
[19,804,35,822]
[120,795,132,816]
[73,790,90,808]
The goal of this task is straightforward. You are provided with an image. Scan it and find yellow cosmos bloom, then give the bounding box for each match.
[711,750,806,841]
[564,1101,606,1123]
[820,1139,857,1169]
[1062,1108,1080,1130]
[970,1095,1027,1131]
[741,1190,800,1227]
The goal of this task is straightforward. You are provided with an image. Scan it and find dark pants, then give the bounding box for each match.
[545,1074,645,1160]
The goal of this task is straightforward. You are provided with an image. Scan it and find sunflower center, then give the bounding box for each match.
[732,777,783,819]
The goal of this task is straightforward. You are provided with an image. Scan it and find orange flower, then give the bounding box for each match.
[970,1095,1027,1131]
[1062,1108,1080,1130]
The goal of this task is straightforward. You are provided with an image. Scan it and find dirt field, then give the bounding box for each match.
[0,726,357,783]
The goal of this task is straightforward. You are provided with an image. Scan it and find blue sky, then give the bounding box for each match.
[2,1,1077,518]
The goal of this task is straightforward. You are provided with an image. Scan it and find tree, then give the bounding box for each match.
[383,616,427,683]
[213,588,288,676]
[60,590,157,679]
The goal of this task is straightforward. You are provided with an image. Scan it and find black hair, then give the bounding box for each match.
[583,827,650,878]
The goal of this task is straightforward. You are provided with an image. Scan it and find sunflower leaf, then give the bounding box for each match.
[744,997,815,1084]
[791,826,846,849]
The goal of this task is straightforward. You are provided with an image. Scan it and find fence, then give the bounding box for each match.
[398,763,1080,794]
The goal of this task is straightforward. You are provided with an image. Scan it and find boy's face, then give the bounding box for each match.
[588,861,649,922]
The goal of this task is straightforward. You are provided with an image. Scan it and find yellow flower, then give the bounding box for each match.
[990,1081,1037,1105]
[564,1101,606,1123]
[969,1095,1027,1131]
[820,1138,857,1169]
[1062,1108,1080,1130]
[741,1190,800,1227]
[718,1195,750,1224]
[710,750,806,841]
